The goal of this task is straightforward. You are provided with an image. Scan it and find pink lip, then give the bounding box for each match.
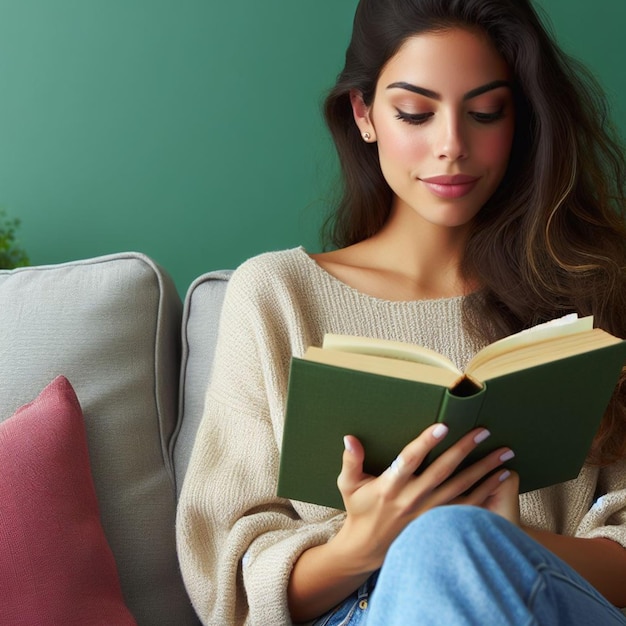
[420,174,480,199]
[422,174,478,185]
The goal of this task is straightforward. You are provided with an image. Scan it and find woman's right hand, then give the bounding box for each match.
[331,424,515,573]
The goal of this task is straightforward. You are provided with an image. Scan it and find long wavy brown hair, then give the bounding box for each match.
[322,0,626,465]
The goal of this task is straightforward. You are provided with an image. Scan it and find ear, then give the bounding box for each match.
[350,89,376,142]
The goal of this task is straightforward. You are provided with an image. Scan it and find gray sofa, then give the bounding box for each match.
[0,252,232,625]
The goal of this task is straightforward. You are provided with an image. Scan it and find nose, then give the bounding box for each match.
[434,113,468,161]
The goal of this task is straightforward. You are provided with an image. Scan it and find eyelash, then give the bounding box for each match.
[394,108,505,126]
[395,111,432,125]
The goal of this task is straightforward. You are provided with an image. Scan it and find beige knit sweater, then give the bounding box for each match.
[176,247,626,626]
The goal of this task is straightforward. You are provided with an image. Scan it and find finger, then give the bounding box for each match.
[429,446,515,505]
[489,469,521,521]
[467,470,520,525]
[337,435,368,497]
[460,466,515,505]
[386,423,450,480]
[486,467,519,498]
[377,423,450,501]
[416,426,493,489]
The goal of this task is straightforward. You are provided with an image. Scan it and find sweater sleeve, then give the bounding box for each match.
[176,257,344,626]
[576,459,626,548]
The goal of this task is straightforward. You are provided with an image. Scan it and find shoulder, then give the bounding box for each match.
[217,247,319,324]
[225,247,318,303]
[210,248,323,399]
[233,247,309,281]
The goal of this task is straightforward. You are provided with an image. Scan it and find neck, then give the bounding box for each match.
[369,203,475,298]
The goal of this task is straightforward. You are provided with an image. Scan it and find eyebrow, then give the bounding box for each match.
[386,79,512,101]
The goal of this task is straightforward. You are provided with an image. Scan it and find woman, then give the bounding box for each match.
[177,0,626,624]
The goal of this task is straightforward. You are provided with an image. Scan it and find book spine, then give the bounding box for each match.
[424,386,487,465]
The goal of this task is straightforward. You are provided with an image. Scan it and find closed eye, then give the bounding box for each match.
[470,108,505,124]
[395,109,505,125]
[395,110,433,126]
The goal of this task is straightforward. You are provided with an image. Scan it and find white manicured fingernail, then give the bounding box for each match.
[500,450,515,462]
[474,429,491,444]
[432,424,449,439]
[499,470,511,482]
[343,436,355,454]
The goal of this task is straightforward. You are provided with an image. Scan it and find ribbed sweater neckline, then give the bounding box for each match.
[294,246,468,308]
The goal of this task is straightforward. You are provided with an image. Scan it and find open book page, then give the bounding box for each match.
[319,315,600,385]
[465,314,593,374]
[304,346,462,387]
[469,328,622,381]
[322,334,460,374]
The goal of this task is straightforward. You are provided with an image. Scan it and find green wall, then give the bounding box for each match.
[535,0,626,132]
[0,0,623,293]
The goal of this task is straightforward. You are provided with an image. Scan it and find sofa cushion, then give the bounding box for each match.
[0,253,199,626]
[174,269,232,495]
[0,376,137,625]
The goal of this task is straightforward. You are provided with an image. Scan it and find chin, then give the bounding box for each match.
[424,207,482,229]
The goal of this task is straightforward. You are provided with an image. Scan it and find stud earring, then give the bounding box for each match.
[362,132,371,141]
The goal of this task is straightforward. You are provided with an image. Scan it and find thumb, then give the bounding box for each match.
[337,435,367,498]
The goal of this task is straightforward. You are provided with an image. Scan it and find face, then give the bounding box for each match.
[352,28,515,229]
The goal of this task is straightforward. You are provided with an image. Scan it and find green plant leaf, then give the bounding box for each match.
[0,208,30,269]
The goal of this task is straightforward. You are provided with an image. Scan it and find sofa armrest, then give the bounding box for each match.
[174,269,233,496]
[0,252,199,626]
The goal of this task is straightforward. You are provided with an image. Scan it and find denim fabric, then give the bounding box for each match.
[365,505,626,626]
[311,572,378,626]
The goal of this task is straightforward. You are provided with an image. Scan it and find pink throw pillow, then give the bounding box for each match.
[0,376,137,625]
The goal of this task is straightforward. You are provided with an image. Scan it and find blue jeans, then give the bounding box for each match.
[368,505,626,625]
[314,506,626,626]
[311,573,378,626]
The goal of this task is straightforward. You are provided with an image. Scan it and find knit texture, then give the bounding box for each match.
[176,247,626,625]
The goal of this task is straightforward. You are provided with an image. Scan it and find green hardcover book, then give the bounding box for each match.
[277,316,626,510]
